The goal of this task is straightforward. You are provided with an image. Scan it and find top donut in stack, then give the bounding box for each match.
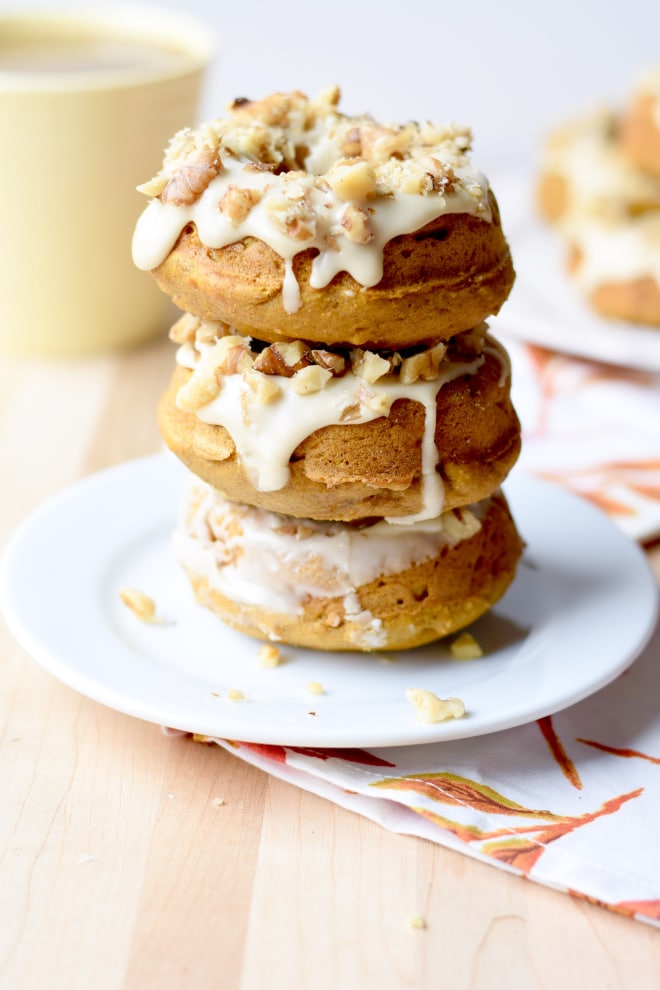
[133,88,523,651]
[537,70,660,327]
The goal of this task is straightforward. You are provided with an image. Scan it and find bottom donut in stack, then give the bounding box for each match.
[174,477,523,652]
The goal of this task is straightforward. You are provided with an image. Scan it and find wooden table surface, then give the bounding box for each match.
[1,336,659,990]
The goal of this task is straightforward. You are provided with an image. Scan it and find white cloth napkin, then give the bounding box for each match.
[502,335,660,542]
[197,615,660,928]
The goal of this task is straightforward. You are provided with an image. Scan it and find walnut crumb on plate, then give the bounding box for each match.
[119,587,162,623]
[405,688,465,723]
[450,632,483,659]
[257,644,283,667]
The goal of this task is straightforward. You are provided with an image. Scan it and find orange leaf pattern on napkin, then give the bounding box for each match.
[504,336,660,540]
[199,624,660,929]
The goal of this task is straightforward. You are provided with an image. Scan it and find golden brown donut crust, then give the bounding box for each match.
[182,492,523,651]
[621,92,660,177]
[150,192,514,350]
[158,343,521,521]
[536,172,570,224]
[568,247,660,326]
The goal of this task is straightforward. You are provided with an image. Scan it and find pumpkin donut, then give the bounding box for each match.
[133,88,514,349]
[620,69,660,177]
[536,108,660,224]
[174,477,524,651]
[158,322,521,521]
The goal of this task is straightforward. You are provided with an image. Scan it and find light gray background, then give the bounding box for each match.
[10,0,660,170]
[4,0,659,170]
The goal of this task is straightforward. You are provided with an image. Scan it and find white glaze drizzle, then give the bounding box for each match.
[177,342,485,521]
[565,211,660,290]
[133,152,492,312]
[174,476,485,619]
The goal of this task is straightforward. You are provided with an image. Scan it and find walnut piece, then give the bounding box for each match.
[405,688,465,723]
[253,340,311,376]
[169,312,201,344]
[340,204,374,244]
[176,366,222,412]
[210,335,254,374]
[242,369,282,404]
[291,365,332,394]
[220,184,262,225]
[399,342,447,384]
[161,146,222,206]
[352,348,391,383]
[326,158,377,201]
[310,349,346,376]
[119,587,162,624]
[449,632,483,660]
[257,644,283,668]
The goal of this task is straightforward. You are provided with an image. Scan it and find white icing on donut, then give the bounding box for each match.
[176,336,487,521]
[565,210,660,290]
[132,90,493,311]
[542,109,660,219]
[174,476,485,629]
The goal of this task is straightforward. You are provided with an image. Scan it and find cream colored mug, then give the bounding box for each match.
[0,7,213,357]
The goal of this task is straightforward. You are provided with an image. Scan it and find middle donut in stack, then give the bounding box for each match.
[133,88,524,652]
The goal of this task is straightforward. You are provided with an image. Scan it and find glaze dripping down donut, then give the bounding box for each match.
[133,88,515,349]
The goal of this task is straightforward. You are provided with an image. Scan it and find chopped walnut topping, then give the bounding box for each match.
[377,158,434,195]
[253,340,311,376]
[325,608,343,628]
[176,366,222,412]
[326,158,378,201]
[220,185,262,225]
[161,146,222,206]
[291,365,332,394]
[210,335,254,374]
[310,349,346,376]
[361,125,410,164]
[352,348,391,383]
[169,312,201,344]
[405,689,465,723]
[450,632,483,660]
[425,160,458,194]
[242,369,282,404]
[340,126,362,157]
[136,173,169,198]
[265,190,316,241]
[119,588,162,624]
[340,204,374,244]
[399,342,448,383]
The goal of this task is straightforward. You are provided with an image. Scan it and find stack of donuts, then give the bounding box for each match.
[133,88,523,651]
[537,69,660,327]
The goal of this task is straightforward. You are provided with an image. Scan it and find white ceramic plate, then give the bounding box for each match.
[1,454,657,747]
[489,169,660,372]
